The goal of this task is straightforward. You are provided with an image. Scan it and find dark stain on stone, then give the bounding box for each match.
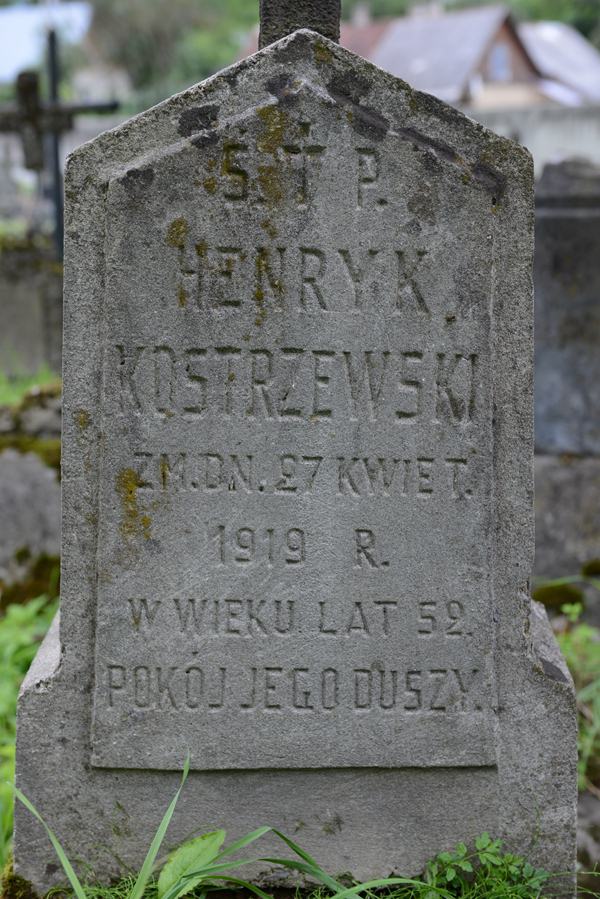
[191,130,219,151]
[472,160,507,200]
[178,104,219,137]
[398,126,459,165]
[121,166,155,195]
[540,657,569,684]
[223,67,240,90]
[266,74,299,108]
[398,126,506,198]
[327,73,389,142]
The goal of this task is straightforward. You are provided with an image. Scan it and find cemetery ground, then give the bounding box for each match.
[0,381,597,897]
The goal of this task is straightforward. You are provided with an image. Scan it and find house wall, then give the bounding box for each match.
[470,104,600,173]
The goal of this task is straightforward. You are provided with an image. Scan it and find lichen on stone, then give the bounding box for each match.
[256,104,287,155]
[166,217,189,250]
[116,468,152,541]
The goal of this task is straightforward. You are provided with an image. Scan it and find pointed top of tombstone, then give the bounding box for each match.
[259,0,341,48]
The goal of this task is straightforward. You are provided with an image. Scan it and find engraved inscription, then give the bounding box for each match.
[91,72,497,771]
[115,345,480,425]
[105,664,485,713]
[129,451,476,498]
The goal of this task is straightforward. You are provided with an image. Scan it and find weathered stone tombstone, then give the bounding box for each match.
[0,238,62,377]
[534,159,600,589]
[16,3,577,893]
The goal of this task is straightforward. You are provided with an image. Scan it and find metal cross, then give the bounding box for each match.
[259,0,341,48]
[0,29,119,257]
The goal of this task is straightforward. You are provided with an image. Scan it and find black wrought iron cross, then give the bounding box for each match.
[0,31,118,257]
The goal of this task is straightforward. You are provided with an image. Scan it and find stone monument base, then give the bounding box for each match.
[16,602,576,895]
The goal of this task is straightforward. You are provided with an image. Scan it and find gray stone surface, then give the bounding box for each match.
[15,29,577,893]
[534,159,600,456]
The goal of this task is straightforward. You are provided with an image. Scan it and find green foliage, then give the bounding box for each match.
[419,833,550,897]
[0,369,60,409]
[0,597,57,869]
[534,567,600,793]
[503,0,600,38]
[157,831,225,899]
[556,603,600,792]
[170,23,248,87]
[89,0,257,90]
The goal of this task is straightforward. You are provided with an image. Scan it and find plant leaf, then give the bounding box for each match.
[158,830,226,899]
[270,829,327,872]
[259,858,344,893]
[129,756,190,899]
[160,856,263,899]
[13,785,87,899]
[269,830,345,892]
[259,856,342,892]
[213,826,272,861]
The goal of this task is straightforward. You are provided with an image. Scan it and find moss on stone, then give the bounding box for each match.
[0,857,39,899]
[257,164,283,206]
[177,285,188,308]
[0,436,61,472]
[74,409,91,431]
[257,105,287,155]
[116,468,152,541]
[532,582,585,611]
[166,217,189,250]
[313,40,334,66]
[581,558,600,577]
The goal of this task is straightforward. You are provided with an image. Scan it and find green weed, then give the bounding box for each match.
[0,370,61,409]
[16,770,594,899]
[0,597,57,868]
[556,602,600,793]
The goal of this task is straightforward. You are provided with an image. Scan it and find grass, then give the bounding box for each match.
[0,597,58,868]
[0,370,61,410]
[13,775,574,899]
[532,564,600,796]
[556,602,600,795]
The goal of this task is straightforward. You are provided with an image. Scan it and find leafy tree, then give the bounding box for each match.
[88,0,208,89]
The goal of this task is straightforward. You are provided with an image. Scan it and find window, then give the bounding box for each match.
[488,43,512,82]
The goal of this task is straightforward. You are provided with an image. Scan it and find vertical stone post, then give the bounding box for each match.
[259,0,341,48]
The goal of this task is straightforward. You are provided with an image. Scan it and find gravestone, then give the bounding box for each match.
[0,238,62,377]
[534,160,600,590]
[16,18,577,895]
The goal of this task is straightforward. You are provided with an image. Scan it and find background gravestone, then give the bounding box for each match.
[0,238,62,377]
[15,24,577,894]
[534,159,600,601]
